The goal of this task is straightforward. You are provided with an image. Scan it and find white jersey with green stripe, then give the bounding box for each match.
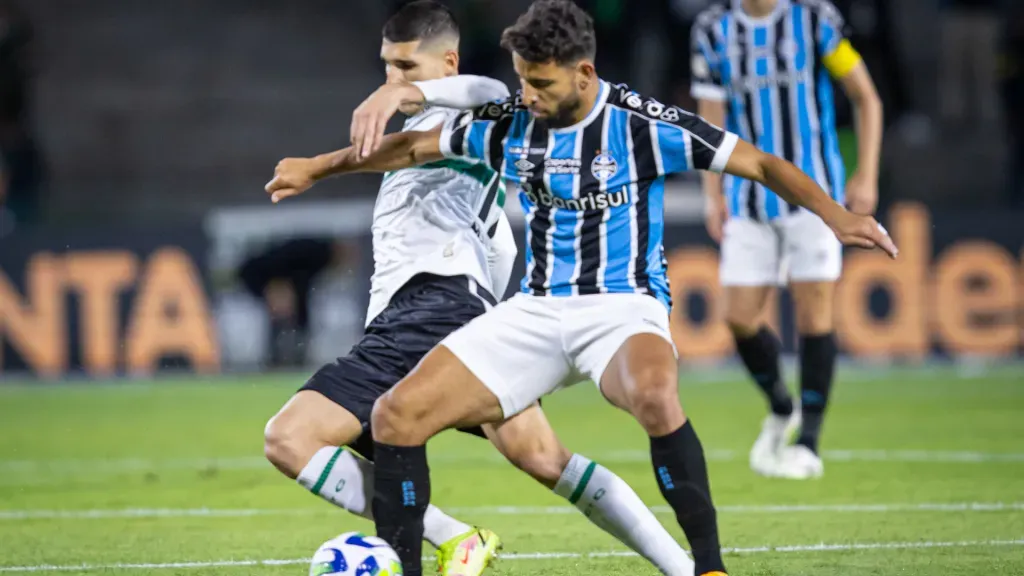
[366,105,512,325]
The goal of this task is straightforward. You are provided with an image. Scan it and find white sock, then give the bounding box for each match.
[296,447,471,548]
[555,454,695,576]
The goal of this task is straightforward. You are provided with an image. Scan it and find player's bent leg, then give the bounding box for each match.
[485,404,696,576]
[777,280,839,479]
[370,345,506,576]
[264,390,363,479]
[265,390,476,548]
[600,334,726,576]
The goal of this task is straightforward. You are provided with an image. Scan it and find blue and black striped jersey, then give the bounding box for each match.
[440,80,739,306]
[691,0,858,221]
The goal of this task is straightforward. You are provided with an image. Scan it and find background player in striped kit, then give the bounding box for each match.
[268,1,896,574]
[691,0,884,480]
[265,2,701,576]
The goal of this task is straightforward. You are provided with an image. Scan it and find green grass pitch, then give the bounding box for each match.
[1,365,1023,575]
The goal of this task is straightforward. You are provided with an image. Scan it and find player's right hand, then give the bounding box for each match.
[704,193,729,244]
[829,211,899,259]
[265,158,317,204]
[351,83,424,160]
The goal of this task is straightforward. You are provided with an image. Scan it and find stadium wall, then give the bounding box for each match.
[0,203,1021,379]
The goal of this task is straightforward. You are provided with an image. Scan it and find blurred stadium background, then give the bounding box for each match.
[0,0,1022,574]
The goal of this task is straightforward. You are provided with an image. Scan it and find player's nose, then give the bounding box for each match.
[385,68,404,85]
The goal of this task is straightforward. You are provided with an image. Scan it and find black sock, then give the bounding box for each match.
[735,327,792,416]
[372,442,429,576]
[797,333,837,454]
[651,422,726,575]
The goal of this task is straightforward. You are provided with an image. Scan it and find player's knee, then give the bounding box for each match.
[724,313,760,338]
[795,306,834,335]
[263,416,307,479]
[371,390,428,445]
[502,437,571,488]
[628,369,685,434]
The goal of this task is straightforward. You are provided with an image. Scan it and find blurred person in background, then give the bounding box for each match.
[1001,2,1024,207]
[0,0,43,227]
[238,238,351,368]
[939,0,1001,126]
[692,0,883,479]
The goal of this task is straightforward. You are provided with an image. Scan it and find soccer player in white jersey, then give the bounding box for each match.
[691,0,883,479]
[263,3,701,576]
[267,1,897,574]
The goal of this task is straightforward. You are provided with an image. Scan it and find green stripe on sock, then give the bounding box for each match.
[568,461,597,504]
[310,448,343,494]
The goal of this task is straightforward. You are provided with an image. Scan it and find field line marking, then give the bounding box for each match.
[0,539,1022,572]
[2,449,1023,478]
[2,502,1023,521]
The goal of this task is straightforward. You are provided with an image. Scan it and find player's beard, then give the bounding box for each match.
[545,92,584,128]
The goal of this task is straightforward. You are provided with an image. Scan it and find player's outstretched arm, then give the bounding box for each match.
[264,128,443,203]
[351,76,509,159]
[723,139,898,258]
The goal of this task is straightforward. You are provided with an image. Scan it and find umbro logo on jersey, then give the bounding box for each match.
[514,158,536,172]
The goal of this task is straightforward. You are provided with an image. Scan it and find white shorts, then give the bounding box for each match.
[719,210,843,286]
[441,292,676,418]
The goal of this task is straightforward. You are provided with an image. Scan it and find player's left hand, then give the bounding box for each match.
[828,210,898,259]
[265,157,319,203]
[844,169,878,215]
[351,83,424,160]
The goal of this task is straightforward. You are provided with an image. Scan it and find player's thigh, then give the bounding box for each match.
[720,217,783,291]
[783,211,842,334]
[567,294,684,434]
[440,294,572,419]
[372,345,505,445]
[482,403,571,489]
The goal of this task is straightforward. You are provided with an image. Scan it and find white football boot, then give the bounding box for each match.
[771,444,824,480]
[749,407,801,477]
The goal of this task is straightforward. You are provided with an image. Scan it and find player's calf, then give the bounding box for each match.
[601,334,727,575]
[370,346,505,576]
[791,281,838,459]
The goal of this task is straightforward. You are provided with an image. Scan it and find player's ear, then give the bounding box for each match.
[575,61,596,90]
[443,49,459,75]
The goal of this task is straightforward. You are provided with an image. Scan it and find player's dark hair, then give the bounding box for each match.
[500,0,597,65]
[382,0,460,44]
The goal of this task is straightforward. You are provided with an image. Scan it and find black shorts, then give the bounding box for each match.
[300,273,496,459]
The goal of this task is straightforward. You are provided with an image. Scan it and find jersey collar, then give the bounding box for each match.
[549,80,610,134]
[732,0,790,27]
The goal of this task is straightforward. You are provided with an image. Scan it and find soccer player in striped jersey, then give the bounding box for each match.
[691,0,883,480]
[265,3,702,576]
[268,1,896,574]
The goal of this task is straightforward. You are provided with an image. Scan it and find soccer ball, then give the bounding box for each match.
[309,532,403,576]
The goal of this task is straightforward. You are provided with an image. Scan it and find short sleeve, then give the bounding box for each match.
[690,17,727,102]
[439,99,514,170]
[655,110,739,175]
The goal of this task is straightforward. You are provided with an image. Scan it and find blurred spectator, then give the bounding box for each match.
[939,0,1001,125]
[1001,2,1024,207]
[0,0,43,226]
[239,238,352,368]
